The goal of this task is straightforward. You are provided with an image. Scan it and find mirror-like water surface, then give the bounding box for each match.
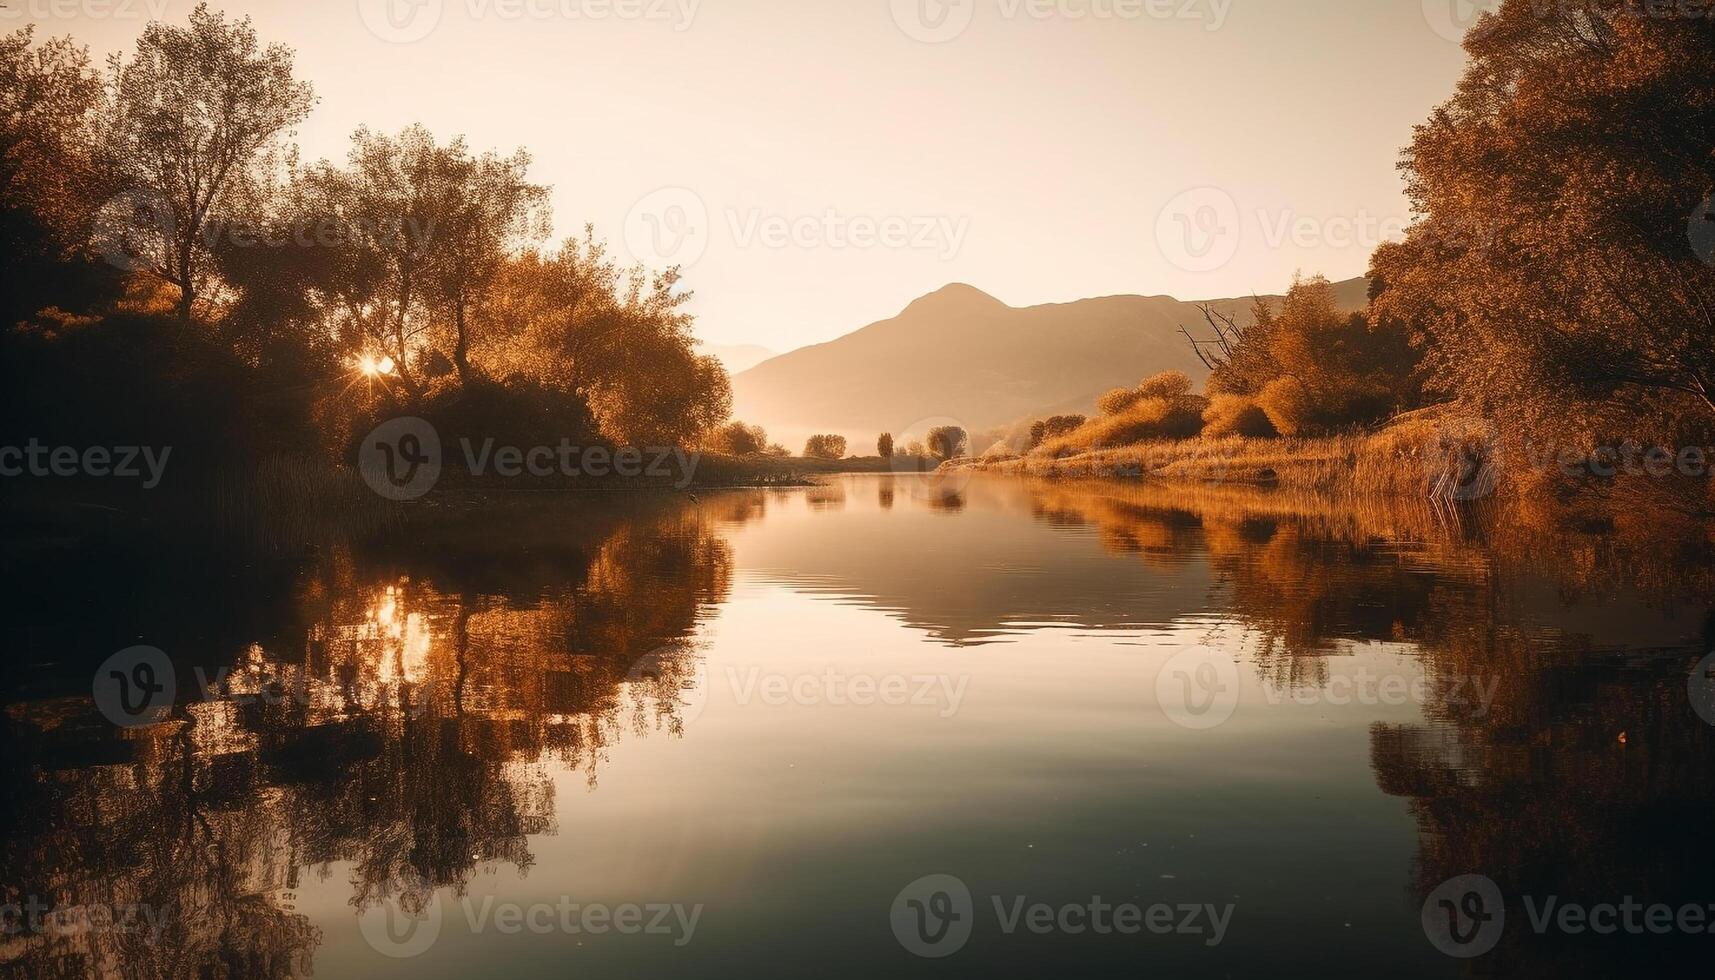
[3,474,1713,978]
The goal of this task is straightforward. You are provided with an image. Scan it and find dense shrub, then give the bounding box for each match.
[391,376,601,474]
[0,312,323,478]
[1036,371,1205,455]
[1256,378,1313,437]
[1097,387,1147,417]
[926,426,968,461]
[708,421,769,456]
[803,434,848,459]
[1189,277,1418,435]
[1027,415,1086,451]
[1136,370,1193,402]
[1201,394,1278,438]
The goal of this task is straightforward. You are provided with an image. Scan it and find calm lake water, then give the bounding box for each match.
[3,473,1713,978]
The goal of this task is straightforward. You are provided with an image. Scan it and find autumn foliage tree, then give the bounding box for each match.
[709,421,768,456]
[1189,277,1416,436]
[104,3,315,320]
[3,13,734,472]
[1371,0,1715,445]
[803,434,847,459]
[0,27,115,322]
[926,426,968,461]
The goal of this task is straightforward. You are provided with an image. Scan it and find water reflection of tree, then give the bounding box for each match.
[1025,479,1715,976]
[1370,576,1715,975]
[0,499,739,978]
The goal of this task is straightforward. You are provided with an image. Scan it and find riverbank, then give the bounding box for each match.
[958,412,1484,497]
[952,410,1715,535]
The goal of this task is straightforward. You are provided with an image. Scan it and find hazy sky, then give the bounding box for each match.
[14,0,1476,353]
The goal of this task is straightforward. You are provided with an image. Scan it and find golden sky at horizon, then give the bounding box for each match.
[10,0,1477,353]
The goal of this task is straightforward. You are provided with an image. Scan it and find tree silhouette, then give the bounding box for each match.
[105,3,314,321]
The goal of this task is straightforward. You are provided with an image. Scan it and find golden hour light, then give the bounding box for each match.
[354,354,396,378]
[3,3,1713,979]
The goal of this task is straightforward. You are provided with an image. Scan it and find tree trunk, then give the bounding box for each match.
[453,298,471,386]
[176,241,196,321]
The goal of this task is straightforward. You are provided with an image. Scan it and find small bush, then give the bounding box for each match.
[410,377,601,471]
[1037,396,1203,455]
[1202,394,1278,438]
[1097,387,1146,416]
[708,421,769,456]
[1136,370,1193,402]
[1027,415,1086,450]
[1256,378,1313,437]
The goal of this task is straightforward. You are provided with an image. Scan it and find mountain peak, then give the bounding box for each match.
[900,283,1007,317]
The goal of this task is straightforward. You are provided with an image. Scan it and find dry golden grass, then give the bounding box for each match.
[1037,397,1204,457]
[958,407,1715,535]
[969,408,1517,500]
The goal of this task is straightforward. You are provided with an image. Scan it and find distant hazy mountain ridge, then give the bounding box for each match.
[731,278,1371,446]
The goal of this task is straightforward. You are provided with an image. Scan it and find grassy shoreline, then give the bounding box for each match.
[955,415,1472,498]
[949,411,1715,534]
